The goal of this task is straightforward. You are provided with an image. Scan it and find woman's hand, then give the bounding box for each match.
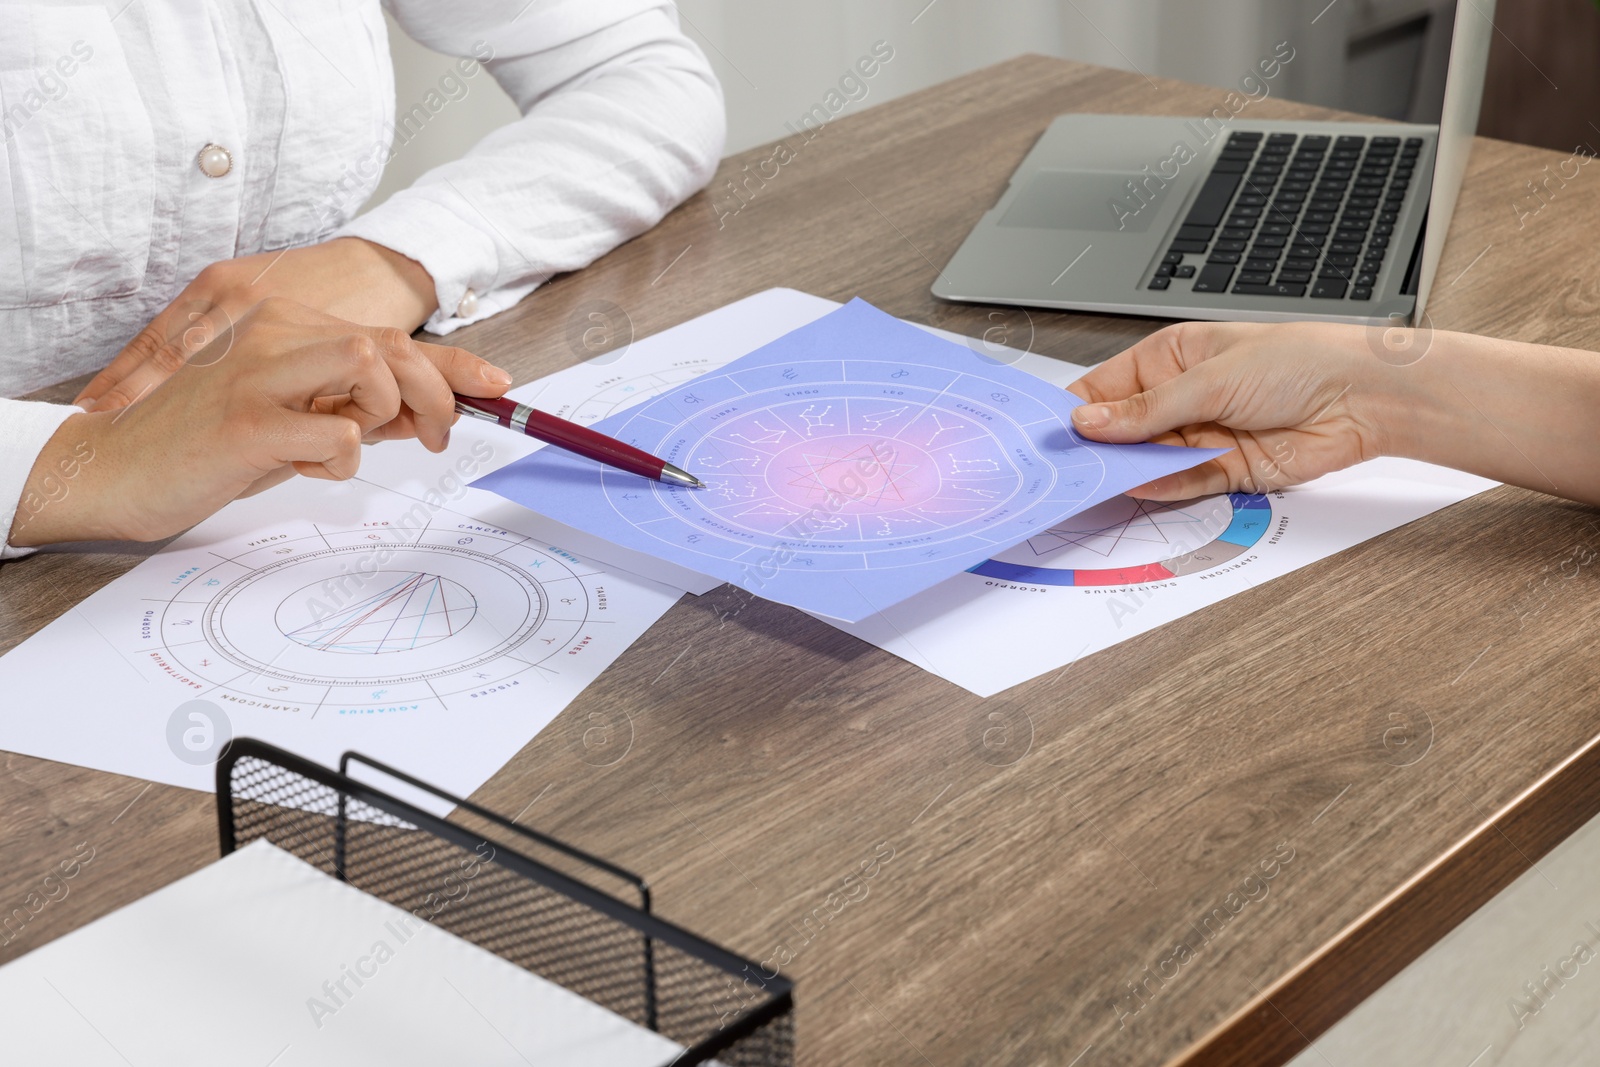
[11,298,509,546]
[1067,320,1392,499]
[74,238,439,413]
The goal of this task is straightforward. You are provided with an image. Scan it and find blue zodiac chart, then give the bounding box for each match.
[477,299,1224,621]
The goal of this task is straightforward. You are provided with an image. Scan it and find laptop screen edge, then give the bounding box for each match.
[1412,0,1495,321]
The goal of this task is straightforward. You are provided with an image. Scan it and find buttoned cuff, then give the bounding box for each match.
[335,197,536,337]
[2,400,80,559]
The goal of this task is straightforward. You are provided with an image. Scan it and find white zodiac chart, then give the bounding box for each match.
[540,358,721,426]
[0,472,683,799]
[969,493,1272,586]
[148,520,604,716]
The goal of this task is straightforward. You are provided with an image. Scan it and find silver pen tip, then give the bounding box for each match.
[659,463,704,489]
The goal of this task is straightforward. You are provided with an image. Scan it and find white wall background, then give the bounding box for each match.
[368,0,1444,210]
[674,0,1352,154]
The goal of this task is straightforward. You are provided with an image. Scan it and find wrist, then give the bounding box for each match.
[326,237,438,330]
[1359,328,1478,467]
[7,413,116,547]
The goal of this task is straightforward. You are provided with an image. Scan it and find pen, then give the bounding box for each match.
[452,393,704,489]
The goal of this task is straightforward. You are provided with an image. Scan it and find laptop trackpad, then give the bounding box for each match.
[998,170,1162,233]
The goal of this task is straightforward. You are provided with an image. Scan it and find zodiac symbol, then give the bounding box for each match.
[561,597,576,605]
[686,534,703,543]
[372,689,388,699]
[730,420,787,445]
[457,536,473,545]
[680,392,703,404]
[891,369,910,379]
[922,413,962,446]
[990,392,1011,403]
[782,368,798,380]
[799,404,835,434]
[874,516,924,536]
[860,406,908,433]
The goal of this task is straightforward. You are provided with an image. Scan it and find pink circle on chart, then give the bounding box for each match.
[765,435,942,515]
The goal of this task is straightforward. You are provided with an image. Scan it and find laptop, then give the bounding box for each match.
[933,0,1493,326]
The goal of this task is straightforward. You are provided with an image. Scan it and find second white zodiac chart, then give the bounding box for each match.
[142,516,610,717]
[541,358,721,426]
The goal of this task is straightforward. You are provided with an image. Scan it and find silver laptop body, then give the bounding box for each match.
[933,0,1492,327]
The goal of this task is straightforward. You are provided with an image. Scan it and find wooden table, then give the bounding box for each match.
[6,54,1600,1067]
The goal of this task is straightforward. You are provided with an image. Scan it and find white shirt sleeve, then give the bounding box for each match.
[0,399,79,560]
[341,0,726,335]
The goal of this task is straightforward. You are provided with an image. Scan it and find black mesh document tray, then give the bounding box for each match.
[216,738,794,1066]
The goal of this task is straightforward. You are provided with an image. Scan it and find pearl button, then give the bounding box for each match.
[196,143,232,178]
[455,288,479,318]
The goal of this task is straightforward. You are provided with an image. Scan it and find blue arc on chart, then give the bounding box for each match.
[968,493,1271,586]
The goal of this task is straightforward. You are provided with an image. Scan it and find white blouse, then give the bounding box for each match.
[0,0,724,555]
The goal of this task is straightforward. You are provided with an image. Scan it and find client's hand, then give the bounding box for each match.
[1067,321,1388,499]
[75,237,439,412]
[12,298,510,546]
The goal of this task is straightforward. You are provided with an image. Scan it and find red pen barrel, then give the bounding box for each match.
[453,393,687,484]
[521,409,667,479]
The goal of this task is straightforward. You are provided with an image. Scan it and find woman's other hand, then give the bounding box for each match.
[75,238,439,413]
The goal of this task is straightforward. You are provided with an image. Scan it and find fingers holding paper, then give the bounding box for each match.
[1067,321,1387,499]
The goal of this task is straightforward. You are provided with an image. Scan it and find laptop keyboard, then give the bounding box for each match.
[1149,131,1422,300]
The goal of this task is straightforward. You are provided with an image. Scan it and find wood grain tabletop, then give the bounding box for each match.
[4,53,1600,1067]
